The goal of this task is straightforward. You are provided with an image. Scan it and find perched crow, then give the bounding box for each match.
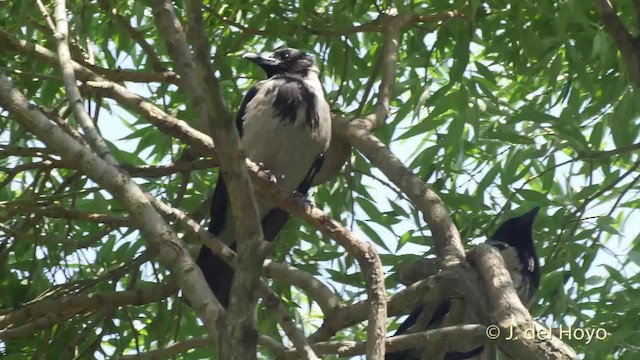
[196,48,332,308]
[386,207,541,360]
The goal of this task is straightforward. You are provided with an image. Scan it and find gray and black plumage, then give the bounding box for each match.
[386,207,541,360]
[196,48,332,308]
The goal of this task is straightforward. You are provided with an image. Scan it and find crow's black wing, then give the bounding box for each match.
[235,85,259,137]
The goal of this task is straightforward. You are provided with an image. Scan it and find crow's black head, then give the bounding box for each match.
[489,206,541,306]
[243,48,316,78]
[490,206,539,249]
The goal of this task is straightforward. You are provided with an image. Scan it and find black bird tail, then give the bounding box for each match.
[385,302,452,359]
[196,245,235,308]
[195,207,294,309]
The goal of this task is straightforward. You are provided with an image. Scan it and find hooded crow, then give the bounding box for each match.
[196,48,332,308]
[386,207,541,360]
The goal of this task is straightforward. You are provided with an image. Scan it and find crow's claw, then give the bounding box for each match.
[293,191,314,207]
[257,162,278,183]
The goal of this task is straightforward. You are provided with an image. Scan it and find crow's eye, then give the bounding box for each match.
[281,52,290,59]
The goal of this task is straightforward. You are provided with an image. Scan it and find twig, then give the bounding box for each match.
[364,12,403,129]
[122,159,219,177]
[82,66,181,84]
[0,282,178,336]
[263,260,341,314]
[212,9,462,38]
[35,0,56,32]
[97,0,165,72]
[0,309,84,340]
[52,0,117,166]
[0,204,132,226]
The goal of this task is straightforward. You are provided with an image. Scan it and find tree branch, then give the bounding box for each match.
[1,223,113,252]
[149,195,317,359]
[593,0,640,86]
[0,282,178,333]
[259,283,319,360]
[0,73,223,342]
[0,204,132,226]
[334,116,465,264]
[364,12,403,129]
[263,260,341,314]
[119,335,287,360]
[469,244,578,360]
[97,0,165,72]
[150,4,265,355]
[35,0,56,33]
[248,161,387,358]
[297,325,484,358]
[212,9,462,38]
[84,80,217,155]
[52,0,117,166]
[308,265,454,343]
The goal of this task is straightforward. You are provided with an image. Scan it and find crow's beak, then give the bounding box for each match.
[243,52,280,66]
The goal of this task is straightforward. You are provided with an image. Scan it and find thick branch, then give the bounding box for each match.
[469,244,578,360]
[150,4,264,356]
[298,325,484,358]
[593,0,640,86]
[149,196,316,359]
[85,80,217,155]
[335,116,465,263]
[396,257,443,285]
[249,161,387,358]
[0,74,223,341]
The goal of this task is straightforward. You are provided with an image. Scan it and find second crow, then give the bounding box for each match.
[386,207,541,360]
